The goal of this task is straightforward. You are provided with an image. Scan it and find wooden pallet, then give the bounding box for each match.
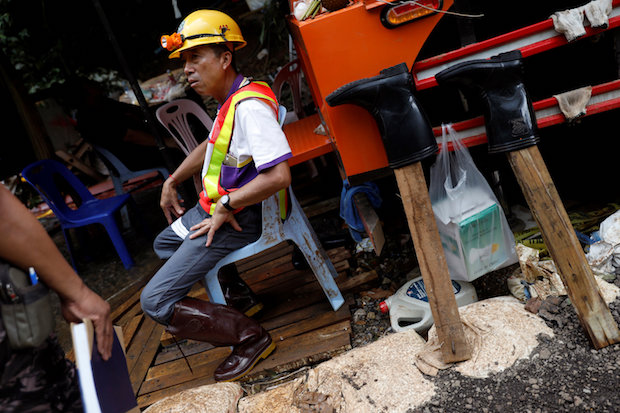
[106,242,378,410]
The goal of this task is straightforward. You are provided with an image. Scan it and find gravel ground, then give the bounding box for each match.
[345,237,620,413]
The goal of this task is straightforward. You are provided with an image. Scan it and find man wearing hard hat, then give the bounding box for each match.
[140,9,292,382]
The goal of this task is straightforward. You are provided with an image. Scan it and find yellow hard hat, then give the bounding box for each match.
[160,10,247,59]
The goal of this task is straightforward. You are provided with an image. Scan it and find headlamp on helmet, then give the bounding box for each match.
[160,27,231,52]
[161,33,183,51]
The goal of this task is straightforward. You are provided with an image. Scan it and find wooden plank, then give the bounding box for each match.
[327,246,352,263]
[268,302,351,341]
[154,341,214,366]
[156,300,349,368]
[236,244,294,273]
[110,284,145,322]
[109,267,156,322]
[394,164,471,363]
[255,290,333,320]
[238,245,349,283]
[247,320,351,376]
[250,267,314,295]
[126,316,165,394]
[131,322,165,394]
[507,146,620,348]
[144,347,231,384]
[255,270,348,302]
[123,314,144,350]
[292,270,378,296]
[139,357,222,397]
[116,301,144,329]
[241,254,296,287]
[334,259,350,273]
[145,308,351,390]
[136,321,351,409]
[353,192,385,255]
[303,196,340,218]
[55,149,105,181]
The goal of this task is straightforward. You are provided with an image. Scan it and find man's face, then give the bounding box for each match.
[181,46,225,97]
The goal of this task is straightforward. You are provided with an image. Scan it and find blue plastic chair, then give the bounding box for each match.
[91,145,169,197]
[22,159,135,270]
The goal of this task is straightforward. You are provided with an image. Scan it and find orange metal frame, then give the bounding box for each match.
[287,0,454,179]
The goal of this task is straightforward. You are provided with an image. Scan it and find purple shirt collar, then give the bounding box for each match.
[217,73,245,110]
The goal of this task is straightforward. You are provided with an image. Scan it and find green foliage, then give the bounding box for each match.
[0,1,69,94]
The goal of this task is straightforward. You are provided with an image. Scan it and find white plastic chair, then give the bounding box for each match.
[203,104,344,311]
[203,187,345,311]
[156,99,214,194]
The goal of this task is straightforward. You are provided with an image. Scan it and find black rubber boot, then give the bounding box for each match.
[434,50,539,154]
[218,265,263,317]
[326,63,438,168]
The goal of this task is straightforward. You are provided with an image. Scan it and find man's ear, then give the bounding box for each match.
[221,51,232,69]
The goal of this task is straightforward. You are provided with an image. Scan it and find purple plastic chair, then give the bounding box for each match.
[272,59,305,123]
[22,159,134,270]
[156,99,213,194]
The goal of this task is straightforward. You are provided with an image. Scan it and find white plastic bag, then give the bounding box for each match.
[429,124,517,281]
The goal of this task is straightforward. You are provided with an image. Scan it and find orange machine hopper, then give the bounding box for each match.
[287,0,453,180]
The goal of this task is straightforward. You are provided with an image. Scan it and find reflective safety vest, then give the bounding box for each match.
[198,80,289,220]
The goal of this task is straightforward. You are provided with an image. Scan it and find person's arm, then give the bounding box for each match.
[0,185,113,360]
[160,138,208,223]
[189,160,291,246]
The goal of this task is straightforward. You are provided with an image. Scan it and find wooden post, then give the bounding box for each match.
[507,145,620,349]
[394,163,471,363]
[353,193,385,255]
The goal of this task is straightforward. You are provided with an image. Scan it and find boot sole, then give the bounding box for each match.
[218,341,276,382]
[244,302,264,318]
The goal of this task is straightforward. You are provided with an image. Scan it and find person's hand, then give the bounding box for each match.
[188,203,242,246]
[161,179,185,224]
[61,285,113,361]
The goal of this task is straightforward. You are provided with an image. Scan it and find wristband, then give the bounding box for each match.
[168,174,179,184]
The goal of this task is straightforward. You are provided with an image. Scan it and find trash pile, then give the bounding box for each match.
[506,205,620,305]
[586,210,620,277]
[119,69,187,105]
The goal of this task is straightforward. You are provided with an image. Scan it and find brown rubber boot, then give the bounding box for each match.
[218,265,263,317]
[166,297,275,381]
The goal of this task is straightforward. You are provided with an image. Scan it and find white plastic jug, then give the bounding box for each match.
[379,276,478,333]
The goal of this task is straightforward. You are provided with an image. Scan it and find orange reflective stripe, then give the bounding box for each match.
[200,81,278,215]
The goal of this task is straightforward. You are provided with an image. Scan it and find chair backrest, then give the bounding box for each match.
[91,145,132,178]
[272,59,305,121]
[21,159,96,218]
[155,99,214,156]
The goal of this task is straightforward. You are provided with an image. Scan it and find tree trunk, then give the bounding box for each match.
[0,49,53,160]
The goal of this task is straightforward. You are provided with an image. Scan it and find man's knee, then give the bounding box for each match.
[140,287,172,325]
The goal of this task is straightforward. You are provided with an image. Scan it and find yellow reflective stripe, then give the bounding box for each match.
[202,87,278,203]
[238,156,253,168]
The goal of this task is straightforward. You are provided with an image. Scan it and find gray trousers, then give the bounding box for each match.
[140,203,261,324]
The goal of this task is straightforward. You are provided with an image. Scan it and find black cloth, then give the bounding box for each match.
[0,317,82,412]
